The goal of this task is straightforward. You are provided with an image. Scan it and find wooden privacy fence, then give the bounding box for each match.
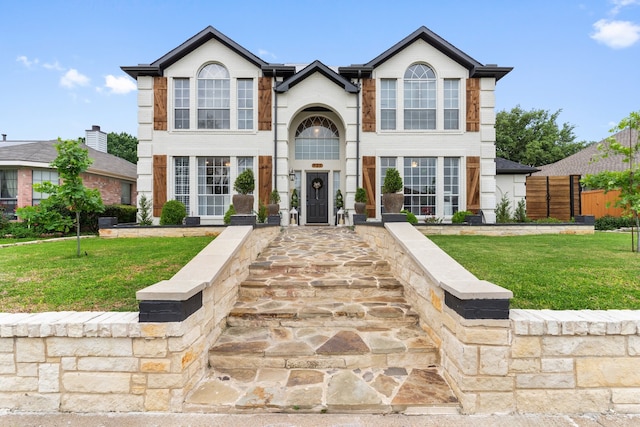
[526,175,582,221]
[581,189,625,218]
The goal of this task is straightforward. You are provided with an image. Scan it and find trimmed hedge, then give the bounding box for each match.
[595,215,635,231]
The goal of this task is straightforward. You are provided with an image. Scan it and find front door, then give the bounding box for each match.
[306,172,328,224]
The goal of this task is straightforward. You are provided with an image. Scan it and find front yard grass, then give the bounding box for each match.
[0,236,214,312]
[428,232,640,310]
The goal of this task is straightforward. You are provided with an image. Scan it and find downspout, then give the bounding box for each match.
[356,71,361,188]
[273,73,278,191]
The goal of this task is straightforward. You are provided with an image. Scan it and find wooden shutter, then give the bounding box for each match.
[258,156,272,205]
[466,156,480,213]
[258,77,272,131]
[153,77,167,131]
[466,78,480,132]
[362,156,376,217]
[153,155,167,217]
[362,78,376,132]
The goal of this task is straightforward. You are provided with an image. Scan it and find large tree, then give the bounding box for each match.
[495,106,586,167]
[581,111,640,253]
[107,132,138,164]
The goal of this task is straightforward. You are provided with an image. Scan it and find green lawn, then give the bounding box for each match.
[428,232,640,310]
[0,236,214,312]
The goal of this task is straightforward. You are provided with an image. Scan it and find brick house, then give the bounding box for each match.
[122,26,511,224]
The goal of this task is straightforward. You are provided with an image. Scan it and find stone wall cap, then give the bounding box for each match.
[136,279,206,301]
[440,279,513,300]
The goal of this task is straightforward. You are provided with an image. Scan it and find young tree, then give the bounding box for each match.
[36,139,104,256]
[496,106,587,167]
[107,132,138,164]
[581,111,640,253]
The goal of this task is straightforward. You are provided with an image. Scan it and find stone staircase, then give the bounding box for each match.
[184,227,459,414]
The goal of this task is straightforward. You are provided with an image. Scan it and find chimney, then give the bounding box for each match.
[2,134,6,141]
[85,125,107,153]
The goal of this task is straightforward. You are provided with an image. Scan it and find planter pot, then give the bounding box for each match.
[232,194,254,214]
[354,202,366,215]
[465,214,482,225]
[382,193,404,214]
[267,203,280,216]
[184,216,200,226]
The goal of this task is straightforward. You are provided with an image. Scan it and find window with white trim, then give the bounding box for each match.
[444,157,460,215]
[175,157,190,214]
[403,64,436,130]
[174,78,190,129]
[294,116,339,160]
[32,170,58,205]
[379,157,397,212]
[380,79,396,130]
[198,157,230,216]
[197,64,230,129]
[444,79,459,130]
[403,157,436,216]
[237,79,253,130]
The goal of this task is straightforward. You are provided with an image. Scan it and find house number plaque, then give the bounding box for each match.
[312,163,323,168]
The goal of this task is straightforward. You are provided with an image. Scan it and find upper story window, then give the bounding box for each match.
[237,79,253,130]
[294,116,340,160]
[444,79,460,130]
[197,64,230,129]
[403,64,436,130]
[380,79,397,130]
[174,78,190,129]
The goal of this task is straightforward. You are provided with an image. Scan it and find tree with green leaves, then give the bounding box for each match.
[495,106,587,167]
[581,111,640,253]
[36,139,104,256]
[107,132,138,164]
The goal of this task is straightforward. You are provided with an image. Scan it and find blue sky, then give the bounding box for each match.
[1,0,639,144]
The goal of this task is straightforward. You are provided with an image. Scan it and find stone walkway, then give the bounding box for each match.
[184,227,458,414]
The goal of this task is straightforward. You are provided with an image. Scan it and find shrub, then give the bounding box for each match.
[495,194,512,223]
[532,217,563,224]
[257,201,267,223]
[514,199,528,223]
[0,206,9,230]
[355,187,367,203]
[451,210,474,224]
[595,215,635,230]
[290,189,299,208]
[382,168,403,193]
[138,194,153,225]
[335,190,344,209]
[1,221,39,239]
[160,200,186,225]
[424,216,443,224]
[103,204,137,224]
[401,209,418,224]
[223,204,236,225]
[233,169,255,195]
[269,190,280,204]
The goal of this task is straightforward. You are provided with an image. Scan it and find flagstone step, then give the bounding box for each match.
[184,366,459,414]
[248,258,391,276]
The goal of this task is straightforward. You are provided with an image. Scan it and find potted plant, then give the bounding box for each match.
[267,189,280,216]
[381,168,404,213]
[232,169,255,214]
[354,187,367,215]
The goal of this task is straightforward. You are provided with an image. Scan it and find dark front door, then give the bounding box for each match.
[306,172,328,224]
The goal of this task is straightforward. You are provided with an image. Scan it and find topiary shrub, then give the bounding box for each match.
[382,168,403,193]
[233,169,255,194]
[355,187,367,203]
[160,200,186,225]
[451,210,473,224]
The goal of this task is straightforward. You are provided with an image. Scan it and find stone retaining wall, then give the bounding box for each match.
[0,226,279,412]
[99,226,224,238]
[416,224,594,236]
[356,223,640,414]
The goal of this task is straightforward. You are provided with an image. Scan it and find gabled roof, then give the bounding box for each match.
[340,26,512,81]
[0,141,137,181]
[275,60,359,94]
[122,26,268,78]
[495,157,539,175]
[534,128,639,177]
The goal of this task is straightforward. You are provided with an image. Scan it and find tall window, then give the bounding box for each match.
[175,157,190,214]
[379,157,397,212]
[294,116,339,160]
[237,79,253,130]
[121,182,132,205]
[32,170,58,205]
[444,157,460,215]
[444,79,459,130]
[404,64,436,130]
[0,169,17,214]
[198,157,229,216]
[380,79,396,130]
[403,157,436,216]
[197,64,230,129]
[174,78,190,129]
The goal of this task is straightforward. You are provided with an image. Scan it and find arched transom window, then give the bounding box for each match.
[404,63,436,130]
[294,116,340,160]
[197,64,230,129]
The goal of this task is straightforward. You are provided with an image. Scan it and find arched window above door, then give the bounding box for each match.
[294,116,340,160]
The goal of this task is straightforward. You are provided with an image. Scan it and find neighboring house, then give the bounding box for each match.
[122,26,511,225]
[0,126,137,216]
[495,157,539,209]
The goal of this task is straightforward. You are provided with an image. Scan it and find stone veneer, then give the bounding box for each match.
[0,225,278,412]
[417,223,594,236]
[356,223,640,414]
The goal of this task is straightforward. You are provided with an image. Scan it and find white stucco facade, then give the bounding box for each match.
[123,26,511,225]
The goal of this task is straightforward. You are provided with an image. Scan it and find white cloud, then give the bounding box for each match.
[609,0,640,16]
[43,60,64,71]
[16,55,39,68]
[258,49,277,60]
[60,69,91,88]
[103,75,137,94]
[591,19,640,48]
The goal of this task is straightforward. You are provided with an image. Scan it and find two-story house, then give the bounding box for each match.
[122,26,511,225]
